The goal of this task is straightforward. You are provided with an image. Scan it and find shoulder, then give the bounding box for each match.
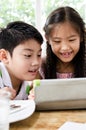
[35,57,46,79]
[41,56,47,68]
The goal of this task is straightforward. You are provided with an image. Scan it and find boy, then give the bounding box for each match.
[0,21,43,100]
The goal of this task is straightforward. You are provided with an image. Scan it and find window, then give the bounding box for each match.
[36,0,86,32]
[0,0,86,56]
[0,0,86,29]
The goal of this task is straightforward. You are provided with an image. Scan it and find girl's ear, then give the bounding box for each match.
[0,49,9,63]
[45,34,48,41]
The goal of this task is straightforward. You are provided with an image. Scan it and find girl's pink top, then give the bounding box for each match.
[56,72,74,78]
[39,68,74,79]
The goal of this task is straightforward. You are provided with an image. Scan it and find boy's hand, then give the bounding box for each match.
[28,89,35,100]
[0,87,16,100]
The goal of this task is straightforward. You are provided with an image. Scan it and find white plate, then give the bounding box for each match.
[9,100,35,123]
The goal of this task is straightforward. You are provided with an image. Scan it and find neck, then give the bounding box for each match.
[57,62,74,73]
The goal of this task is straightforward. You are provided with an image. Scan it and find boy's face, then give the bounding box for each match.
[4,39,42,81]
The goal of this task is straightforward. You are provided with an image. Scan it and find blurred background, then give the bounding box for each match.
[0,0,86,56]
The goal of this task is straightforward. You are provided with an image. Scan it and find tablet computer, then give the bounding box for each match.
[34,78,86,110]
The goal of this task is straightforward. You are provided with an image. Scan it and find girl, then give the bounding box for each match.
[0,21,43,99]
[39,6,86,79]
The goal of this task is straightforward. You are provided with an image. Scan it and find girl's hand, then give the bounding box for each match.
[0,87,16,100]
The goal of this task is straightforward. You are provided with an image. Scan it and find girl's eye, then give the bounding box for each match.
[24,54,31,58]
[69,39,76,42]
[53,41,61,44]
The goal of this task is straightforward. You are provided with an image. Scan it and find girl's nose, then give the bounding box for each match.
[61,43,69,51]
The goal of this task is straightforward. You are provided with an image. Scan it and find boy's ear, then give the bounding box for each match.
[0,49,9,62]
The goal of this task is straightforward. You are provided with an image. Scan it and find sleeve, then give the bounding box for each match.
[0,69,4,88]
[0,76,4,88]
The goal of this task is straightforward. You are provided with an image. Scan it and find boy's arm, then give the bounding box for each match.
[0,72,16,100]
[0,87,16,100]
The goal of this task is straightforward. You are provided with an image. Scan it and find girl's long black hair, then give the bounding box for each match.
[43,6,86,79]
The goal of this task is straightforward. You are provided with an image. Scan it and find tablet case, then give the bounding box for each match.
[34,78,86,110]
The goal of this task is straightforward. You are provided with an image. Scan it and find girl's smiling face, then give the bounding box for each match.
[6,39,42,81]
[47,22,80,63]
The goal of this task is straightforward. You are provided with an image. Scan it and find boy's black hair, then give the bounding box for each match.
[43,6,86,78]
[0,21,43,55]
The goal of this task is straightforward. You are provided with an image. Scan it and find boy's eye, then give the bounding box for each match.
[38,54,41,57]
[37,52,41,57]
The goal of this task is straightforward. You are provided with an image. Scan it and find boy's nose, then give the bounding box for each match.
[31,58,39,66]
